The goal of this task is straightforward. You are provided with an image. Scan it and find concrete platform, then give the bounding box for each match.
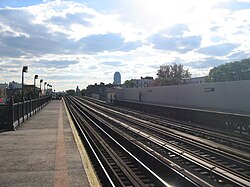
[0,100,91,187]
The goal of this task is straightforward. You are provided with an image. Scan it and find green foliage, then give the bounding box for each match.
[66,89,75,95]
[9,87,40,102]
[123,80,135,88]
[156,63,191,85]
[207,58,250,82]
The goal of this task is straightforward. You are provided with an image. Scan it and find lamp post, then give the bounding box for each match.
[44,82,47,95]
[34,75,38,87]
[34,75,38,98]
[22,66,28,101]
[40,79,43,97]
[47,84,52,95]
[22,66,28,122]
[50,85,53,95]
[46,83,49,95]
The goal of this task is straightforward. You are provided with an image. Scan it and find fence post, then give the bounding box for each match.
[10,97,15,130]
[22,97,25,123]
[17,102,20,126]
[27,98,29,120]
[30,96,32,117]
[36,98,38,113]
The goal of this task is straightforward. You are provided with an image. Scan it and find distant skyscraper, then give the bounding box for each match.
[114,72,121,85]
[76,85,80,93]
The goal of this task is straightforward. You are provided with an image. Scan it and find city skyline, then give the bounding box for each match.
[0,0,250,91]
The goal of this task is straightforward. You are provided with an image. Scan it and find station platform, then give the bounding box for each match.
[0,100,92,187]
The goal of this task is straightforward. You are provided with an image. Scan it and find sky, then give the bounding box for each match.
[0,0,250,91]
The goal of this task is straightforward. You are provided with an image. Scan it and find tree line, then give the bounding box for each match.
[206,58,250,82]
[156,58,250,85]
[156,63,191,85]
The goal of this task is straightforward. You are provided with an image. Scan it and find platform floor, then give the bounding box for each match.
[0,100,90,187]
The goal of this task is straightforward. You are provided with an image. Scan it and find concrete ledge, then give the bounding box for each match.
[63,98,101,187]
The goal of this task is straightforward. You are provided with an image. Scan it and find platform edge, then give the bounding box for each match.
[63,99,101,187]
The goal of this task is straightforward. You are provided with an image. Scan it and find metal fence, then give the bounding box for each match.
[0,96,52,131]
[116,100,250,137]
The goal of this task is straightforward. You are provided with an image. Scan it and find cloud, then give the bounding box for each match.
[0,46,24,57]
[228,51,250,61]
[149,34,201,53]
[50,12,93,27]
[78,33,142,53]
[215,0,250,11]
[159,23,189,36]
[147,24,202,53]
[186,58,226,69]
[100,61,124,67]
[37,60,79,68]
[0,0,250,91]
[88,65,97,70]
[0,7,73,56]
[46,74,82,80]
[148,65,159,69]
[0,3,142,58]
[198,43,239,56]
[0,8,37,36]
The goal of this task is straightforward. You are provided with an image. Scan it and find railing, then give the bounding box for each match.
[0,96,52,131]
[116,100,250,137]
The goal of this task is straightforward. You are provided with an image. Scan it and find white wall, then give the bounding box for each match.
[115,80,250,114]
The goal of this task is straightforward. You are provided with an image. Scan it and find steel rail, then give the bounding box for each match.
[72,96,250,187]
[78,96,250,161]
[64,98,115,186]
[66,97,176,186]
[81,96,250,152]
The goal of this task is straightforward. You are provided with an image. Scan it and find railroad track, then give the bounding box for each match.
[82,96,250,153]
[65,96,198,186]
[69,96,250,186]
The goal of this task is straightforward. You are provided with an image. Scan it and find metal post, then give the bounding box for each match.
[22,66,28,123]
[17,102,20,126]
[34,77,36,94]
[30,96,32,117]
[39,79,43,97]
[22,97,25,123]
[27,98,29,120]
[10,97,15,130]
[22,71,24,102]
[34,75,38,98]
[44,82,47,96]
[22,79,25,123]
[35,98,38,113]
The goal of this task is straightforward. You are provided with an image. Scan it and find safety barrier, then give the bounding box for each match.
[0,96,52,131]
[116,100,250,137]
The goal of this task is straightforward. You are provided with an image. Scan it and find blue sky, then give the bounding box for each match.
[0,0,250,91]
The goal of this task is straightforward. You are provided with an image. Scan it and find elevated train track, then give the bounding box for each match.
[65,96,250,186]
[65,97,196,186]
[115,99,250,138]
[84,96,250,153]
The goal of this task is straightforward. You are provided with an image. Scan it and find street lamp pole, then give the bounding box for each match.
[22,66,28,122]
[34,75,38,87]
[44,82,47,95]
[40,79,43,97]
[22,66,28,101]
[50,85,53,95]
[34,75,38,98]
[47,84,49,95]
[47,84,52,95]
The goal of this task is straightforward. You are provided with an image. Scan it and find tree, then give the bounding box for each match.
[206,58,250,82]
[123,80,135,88]
[156,63,191,85]
[66,89,75,95]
